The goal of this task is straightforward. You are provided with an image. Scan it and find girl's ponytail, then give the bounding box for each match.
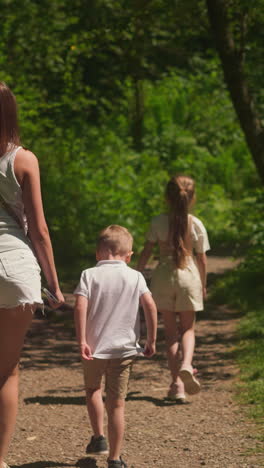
[166,175,195,268]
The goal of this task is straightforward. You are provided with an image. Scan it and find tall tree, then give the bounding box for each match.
[206,0,264,183]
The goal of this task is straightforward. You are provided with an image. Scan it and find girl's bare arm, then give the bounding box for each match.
[196,252,207,298]
[137,241,155,272]
[14,149,64,304]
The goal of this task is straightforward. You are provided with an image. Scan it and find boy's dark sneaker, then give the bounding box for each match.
[86,435,108,455]
[107,456,127,468]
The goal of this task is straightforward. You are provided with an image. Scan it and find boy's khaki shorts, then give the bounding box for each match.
[82,357,134,400]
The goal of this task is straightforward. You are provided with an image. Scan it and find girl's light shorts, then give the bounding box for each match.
[151,256,203,312]
[0,248,43,309]
[82,356,135,400]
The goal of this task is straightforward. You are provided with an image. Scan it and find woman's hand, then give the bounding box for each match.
[47,288,65,309]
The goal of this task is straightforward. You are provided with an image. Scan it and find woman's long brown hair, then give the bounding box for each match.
[0,82,20,157]
[166,175,195,268]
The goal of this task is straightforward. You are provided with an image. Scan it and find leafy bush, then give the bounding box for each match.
[211,267,264,424]
[13,68,261,266]
[210,191,264,424]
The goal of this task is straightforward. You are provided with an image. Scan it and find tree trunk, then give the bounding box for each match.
[206,0,264,183]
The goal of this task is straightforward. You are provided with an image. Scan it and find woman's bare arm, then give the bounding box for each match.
[15,149,64,304]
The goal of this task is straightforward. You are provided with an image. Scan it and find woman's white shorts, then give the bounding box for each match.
[0,249,43,309]
[151,256,203,312]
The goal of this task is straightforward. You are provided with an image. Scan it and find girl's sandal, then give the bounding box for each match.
[179,365,201,395]
[167,383,187,404]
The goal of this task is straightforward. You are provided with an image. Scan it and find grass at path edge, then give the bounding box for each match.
[210,268,264,438]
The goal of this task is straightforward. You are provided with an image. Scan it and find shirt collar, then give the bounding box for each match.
[96,260,127,267]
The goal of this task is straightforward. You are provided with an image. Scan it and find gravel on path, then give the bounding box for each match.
[7,257,263,468]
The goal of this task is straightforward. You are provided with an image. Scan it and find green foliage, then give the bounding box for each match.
[32,127,168,264]
[0,0,211,129]
[12,65,259,263]
[142,67,256,188]
[210,194,264,425]
[211,268,264,424]
[139,70,258,249]
[0,0,262,265]
[233,190,264,268]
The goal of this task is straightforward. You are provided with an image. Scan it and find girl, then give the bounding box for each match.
[137,175,210,403]
[0,82,64,468]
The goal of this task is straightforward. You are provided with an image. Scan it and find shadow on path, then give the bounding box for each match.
[12,458,99,468]
[24,395,85,406]
[126,390,191,407]
[21,262,240,397]
[12,462,74,468]
[76,458,99,468]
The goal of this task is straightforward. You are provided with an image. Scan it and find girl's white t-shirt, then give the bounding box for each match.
[74,260,150,359]
[146,213,210,254]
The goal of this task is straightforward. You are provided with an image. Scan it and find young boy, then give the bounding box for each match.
[74,225,157,468]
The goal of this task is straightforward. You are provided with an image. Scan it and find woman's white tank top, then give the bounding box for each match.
[0,145,31,253]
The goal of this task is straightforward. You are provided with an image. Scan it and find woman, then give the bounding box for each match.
[0,82,64,468]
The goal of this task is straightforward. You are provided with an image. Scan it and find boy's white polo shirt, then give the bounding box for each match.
[74,260,150,359]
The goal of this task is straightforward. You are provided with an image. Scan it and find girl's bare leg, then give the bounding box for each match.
[161,310,184,393]
[178,310,195,367]
[0,306,34,467]
[177,310,200,394]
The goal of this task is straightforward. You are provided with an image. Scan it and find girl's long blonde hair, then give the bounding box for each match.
[0,82,20,157]
[166,175,195,268]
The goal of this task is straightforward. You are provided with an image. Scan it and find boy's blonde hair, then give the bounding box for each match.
[97,225,133,256]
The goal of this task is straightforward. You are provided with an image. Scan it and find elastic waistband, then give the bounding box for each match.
[159,254,194,262]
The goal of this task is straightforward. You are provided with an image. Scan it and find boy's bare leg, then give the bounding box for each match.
[85,387,105,437]
[105,397,125,460]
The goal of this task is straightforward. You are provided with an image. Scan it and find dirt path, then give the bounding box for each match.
[8,257,263,468]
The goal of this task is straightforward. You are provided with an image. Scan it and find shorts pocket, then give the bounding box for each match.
[0,250,41,281]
